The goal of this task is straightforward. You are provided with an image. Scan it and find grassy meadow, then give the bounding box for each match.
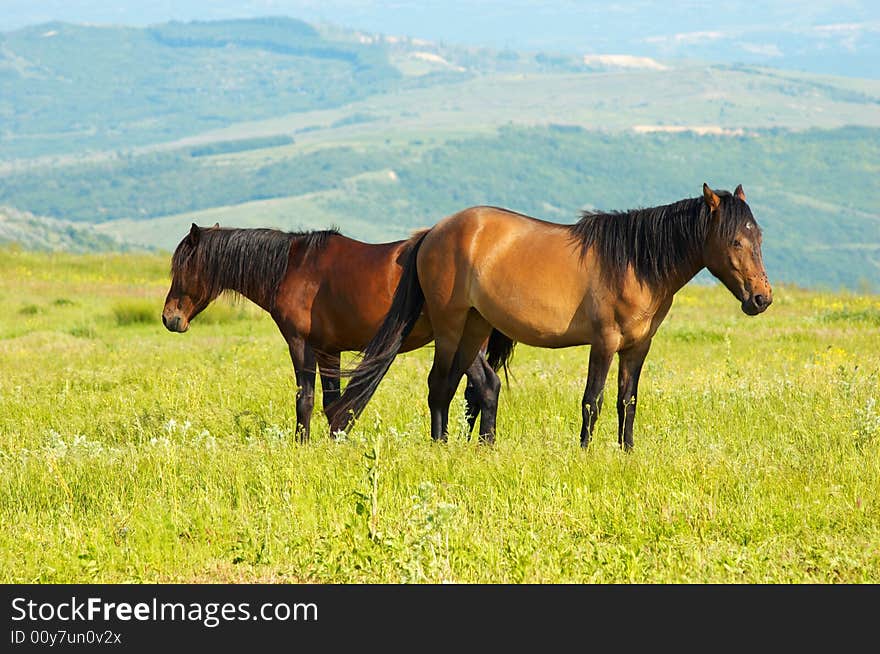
[1,249,879,583]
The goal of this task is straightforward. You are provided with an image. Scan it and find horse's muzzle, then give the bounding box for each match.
[162,314,187,332]
[741,293,772,316]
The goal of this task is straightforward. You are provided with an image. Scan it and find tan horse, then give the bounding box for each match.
[328,184,772,449]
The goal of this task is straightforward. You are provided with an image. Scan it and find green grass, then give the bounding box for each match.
[1,250,878,582]
[112,300,157,326]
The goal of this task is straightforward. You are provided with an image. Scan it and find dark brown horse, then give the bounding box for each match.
[328,184,772,449]
[162,224,501,441]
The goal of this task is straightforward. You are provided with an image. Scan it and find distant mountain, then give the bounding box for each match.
[0,17,878,289]
[0,206,131,252]
[0,17,406,159]
[1,1,877,78]
[3,17,879,162]
[0,16,617,160]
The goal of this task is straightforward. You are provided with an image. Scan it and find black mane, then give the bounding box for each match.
[171,227,339,308]
[568,192,754,287]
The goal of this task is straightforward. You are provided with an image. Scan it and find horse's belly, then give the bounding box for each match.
[474,288,592,348]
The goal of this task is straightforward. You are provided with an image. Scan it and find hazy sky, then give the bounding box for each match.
[2,2,875,42]
[2,1,878,76]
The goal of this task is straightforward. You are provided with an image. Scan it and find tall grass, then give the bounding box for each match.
[113,300,156,326]
[112,297,252,327]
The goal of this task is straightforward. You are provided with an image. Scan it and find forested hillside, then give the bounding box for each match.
[1,18,878,289]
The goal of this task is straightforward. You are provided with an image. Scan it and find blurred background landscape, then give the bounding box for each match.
[1,1,878,289]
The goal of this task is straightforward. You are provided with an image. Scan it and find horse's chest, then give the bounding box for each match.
[616,300,671,348]
[618,313,655,346]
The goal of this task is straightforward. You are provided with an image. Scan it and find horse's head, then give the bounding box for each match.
[162,223,219,333]
[701,183,772,316]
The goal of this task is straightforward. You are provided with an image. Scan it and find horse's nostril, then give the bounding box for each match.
[162,314,168,327]
[754,294,767,309]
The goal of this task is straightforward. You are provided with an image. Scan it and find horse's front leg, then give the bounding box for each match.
[580,345,614,448]
[288,338,317,443]
[616,340,651,452]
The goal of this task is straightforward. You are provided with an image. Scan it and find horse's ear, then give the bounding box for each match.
[734,184,746,202]
[703,183,721,212]
[188,223,200,245]
[212,222,220,229]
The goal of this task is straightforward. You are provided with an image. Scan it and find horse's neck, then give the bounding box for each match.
[664,253,705,297]
[227,280,272,312]
[215,256,275,312]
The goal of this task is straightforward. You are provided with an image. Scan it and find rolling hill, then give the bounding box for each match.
[0,17,878,290]
[0,206,128,252]
[3,2,878,78]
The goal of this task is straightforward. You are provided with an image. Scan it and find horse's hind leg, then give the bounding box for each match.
[317,351,342,427]
[477,356,501,444]
[462,355,500,444]
[428,310,493,442]
[288,338,317,443]
[463,366,482,436]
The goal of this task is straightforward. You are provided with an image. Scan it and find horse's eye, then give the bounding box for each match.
[733,240,743,249]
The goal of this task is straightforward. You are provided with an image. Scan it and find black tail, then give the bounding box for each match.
[486,329,516,384]
[327,232,428,433]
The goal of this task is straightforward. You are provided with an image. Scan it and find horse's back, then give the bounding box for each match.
[422,206,572,276]
[275,233,433,351]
